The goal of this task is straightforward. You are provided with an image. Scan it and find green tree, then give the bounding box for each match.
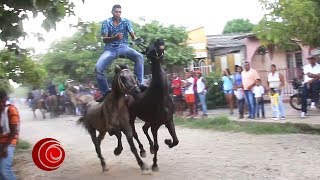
[134,20,194,66]
[0,0,76,50]
[0,50,46,91]
[222,19,255,34]
[254,0,320,47]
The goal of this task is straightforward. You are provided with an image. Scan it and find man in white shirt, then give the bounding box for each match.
[183,72,196,118]
[301,55,320,117]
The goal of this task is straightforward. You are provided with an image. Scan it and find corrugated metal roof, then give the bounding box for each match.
[206,33,254,50]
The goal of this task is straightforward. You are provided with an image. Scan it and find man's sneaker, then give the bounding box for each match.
[300,112,306,118]
[281,116,286,120]
[95,92,109,102]
[270,117,280,120]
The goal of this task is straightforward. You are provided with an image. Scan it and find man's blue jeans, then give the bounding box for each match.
[277,90,285,117]
[197,92,207,114]
[302,80,320,113]
[0,145,16,180]
[244,90,256,118]
[95,45,144,94]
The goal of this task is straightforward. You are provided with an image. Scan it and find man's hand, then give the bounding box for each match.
[0,145,8,158]
[115,33,123,40]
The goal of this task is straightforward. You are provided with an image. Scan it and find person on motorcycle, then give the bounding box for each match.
[301,54,320,118]
[95,4,145,102]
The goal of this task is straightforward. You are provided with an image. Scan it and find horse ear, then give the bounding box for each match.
[115,65,121,74]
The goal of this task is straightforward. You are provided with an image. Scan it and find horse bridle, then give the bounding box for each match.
[117,69,139,94]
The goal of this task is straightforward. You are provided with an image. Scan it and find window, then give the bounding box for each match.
[287,52,303,80]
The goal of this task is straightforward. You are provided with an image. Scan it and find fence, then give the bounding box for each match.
[184,65,213,76]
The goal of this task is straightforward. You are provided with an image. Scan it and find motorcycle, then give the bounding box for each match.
[289,78,320,110]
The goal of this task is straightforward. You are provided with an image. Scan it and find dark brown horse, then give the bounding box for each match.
[27,92,46,119]
[78,66,147,172]
[125,39,179,171]
[47,95,58,118]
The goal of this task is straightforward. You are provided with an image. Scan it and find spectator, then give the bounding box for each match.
[241,61,260,119]
[252,79,265,119]
[183,72,196,118]
[195,71,208,117]
[0,89,20,180]
[221,68,234,115]
[171,73,184,116]
[191,70,198,116]
[269,88,280,120]
[301,55,320,118]
[234,66,245,119]
[267,64,286,119]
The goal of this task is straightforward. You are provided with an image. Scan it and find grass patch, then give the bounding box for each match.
[174,116,320,135]
[16,139,31,150]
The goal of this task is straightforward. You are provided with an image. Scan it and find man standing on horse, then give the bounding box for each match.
[95,4,145,102]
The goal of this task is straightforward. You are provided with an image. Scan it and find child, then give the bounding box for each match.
[269,88,280,120]
[252,79,265,119]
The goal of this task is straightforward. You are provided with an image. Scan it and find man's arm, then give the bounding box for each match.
[279,73,285,89]
[5,124,17,148]
[129,32,135,41]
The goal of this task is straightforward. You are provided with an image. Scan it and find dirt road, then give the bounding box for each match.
[14,105,320,180]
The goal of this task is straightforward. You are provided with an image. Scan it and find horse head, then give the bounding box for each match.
[146,39,165,61]
[113,65,141,96]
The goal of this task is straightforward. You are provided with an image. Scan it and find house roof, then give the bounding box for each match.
[206,33,253,50]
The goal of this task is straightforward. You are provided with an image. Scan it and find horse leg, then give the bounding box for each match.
[33,110,36,119]
[113,131,123,156]
[142,123,154,154]
[165,118,179,148]
[88,128,107,172]
[131,121,146,158]
[122,128,148,171]
[40,109,46,119]
[151,126,160,172]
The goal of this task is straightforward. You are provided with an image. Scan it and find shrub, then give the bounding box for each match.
[205,71,226,109]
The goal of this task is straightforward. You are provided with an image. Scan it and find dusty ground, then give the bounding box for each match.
[14,105,320,180]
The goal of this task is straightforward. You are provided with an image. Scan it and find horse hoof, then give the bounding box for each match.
[152,165,159,172]
[140,151,147,158]
[102,166,109,172]
[114,148,123,156]
[164,139,172,146]
[150,147,155,154]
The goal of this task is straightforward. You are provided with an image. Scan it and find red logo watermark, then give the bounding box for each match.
[32,138,65,171]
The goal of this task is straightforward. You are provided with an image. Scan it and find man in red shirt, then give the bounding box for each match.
[171,73,184,116]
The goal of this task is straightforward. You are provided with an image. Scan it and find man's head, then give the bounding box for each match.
[172,73,178,79]
[270,88,276,96]
[195,70,202,78]
[255,79,261,86]
[270,64,276,72]
[0,89,8,112]
[244,61,250,71]
[185,72,191,78]
[307,55,317,66]
[111,4,122,20]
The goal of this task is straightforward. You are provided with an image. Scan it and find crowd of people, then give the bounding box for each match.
[170,70,208,118]
[170,55,319,120]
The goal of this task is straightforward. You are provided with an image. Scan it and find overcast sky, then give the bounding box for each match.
[21,0,265,54]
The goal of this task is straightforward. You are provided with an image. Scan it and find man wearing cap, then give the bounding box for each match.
[95,4,145,102]
[301,54,320,118]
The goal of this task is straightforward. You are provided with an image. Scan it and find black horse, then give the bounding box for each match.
[116,39,179,172]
